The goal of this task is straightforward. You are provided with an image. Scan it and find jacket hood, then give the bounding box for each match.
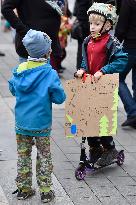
[13,63,52,93]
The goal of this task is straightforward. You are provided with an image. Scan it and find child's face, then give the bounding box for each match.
[89,14,112,38]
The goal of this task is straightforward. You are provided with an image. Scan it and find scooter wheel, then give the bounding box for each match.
[117,150,125,166]
[75,168,86,180]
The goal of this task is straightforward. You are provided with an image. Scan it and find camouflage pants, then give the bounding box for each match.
[16,134,53,192]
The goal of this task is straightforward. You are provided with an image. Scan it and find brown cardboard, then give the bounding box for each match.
[64,74,119,138]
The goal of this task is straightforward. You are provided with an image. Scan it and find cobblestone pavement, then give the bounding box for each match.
[0,9,136,205]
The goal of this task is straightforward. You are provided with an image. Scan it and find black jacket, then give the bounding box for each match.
[73,0,92,40]
[116,0,122,14]
[115,0,136,49]
[1,0,61,58]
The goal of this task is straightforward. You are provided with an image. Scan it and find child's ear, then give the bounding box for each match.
[105,21,112,31]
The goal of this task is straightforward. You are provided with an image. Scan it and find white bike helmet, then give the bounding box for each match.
[87,2,117,25]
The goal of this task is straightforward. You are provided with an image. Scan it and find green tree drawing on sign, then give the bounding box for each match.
[99,115,109,136]
[109,112,117,135]
[110,87,119,135]
[111,88,118,111]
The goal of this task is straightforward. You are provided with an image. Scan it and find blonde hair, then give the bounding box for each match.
[89,13,105,23]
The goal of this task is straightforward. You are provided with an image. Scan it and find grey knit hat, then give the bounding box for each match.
[22,29,52,58]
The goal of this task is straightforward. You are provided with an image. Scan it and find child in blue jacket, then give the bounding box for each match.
[9,29,66,203]
[75,3,128,167]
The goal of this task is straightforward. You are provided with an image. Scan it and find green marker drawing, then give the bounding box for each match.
[110,87,119,135]
[109,112,117,135]
[66,135,74,138]
[66,114,73,123]
[99,115,109,136]
[111,87,119,111]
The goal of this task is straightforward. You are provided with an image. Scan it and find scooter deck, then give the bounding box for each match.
[87,150,124,172]
[75,150,124,180]
[90,160,118,171]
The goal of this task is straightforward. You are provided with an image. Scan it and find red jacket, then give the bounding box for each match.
[87,33,110,75]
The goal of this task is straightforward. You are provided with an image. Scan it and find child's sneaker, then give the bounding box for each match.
[12,189,35,200]
[41,190,55,203]
[96,148,118,166]
[89,146,103,164]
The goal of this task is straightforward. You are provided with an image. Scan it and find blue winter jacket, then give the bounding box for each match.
[81,35,128,74]
[9,62,66,136]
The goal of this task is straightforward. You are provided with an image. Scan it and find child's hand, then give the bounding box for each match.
[94,71,103,82]
[74,69,85,78]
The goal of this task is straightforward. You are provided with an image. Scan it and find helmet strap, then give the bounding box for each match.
[99,18,107,34]
[93,18,107,39]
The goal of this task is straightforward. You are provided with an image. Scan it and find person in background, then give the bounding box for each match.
[9,29,66,203]
[115,0,136,128]
[58,0,72,73]
[1,0,65,72]
[73,0,91,69]
[116,0,122,14]
[58,16,72,73]
[0,51,5,56]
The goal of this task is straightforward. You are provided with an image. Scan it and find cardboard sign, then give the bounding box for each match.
[64,74,119,138]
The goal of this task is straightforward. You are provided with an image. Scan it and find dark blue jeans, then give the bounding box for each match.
[119,49,136,118]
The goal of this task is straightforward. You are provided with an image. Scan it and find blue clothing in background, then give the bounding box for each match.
[119,48,136,117]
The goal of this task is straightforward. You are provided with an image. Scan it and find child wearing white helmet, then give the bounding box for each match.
[75,3,128,166]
